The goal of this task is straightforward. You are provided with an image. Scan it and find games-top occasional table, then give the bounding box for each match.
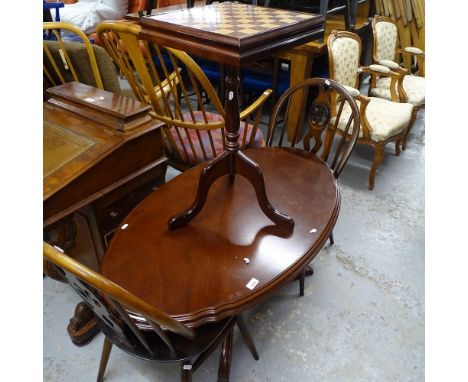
[139,2,324,231]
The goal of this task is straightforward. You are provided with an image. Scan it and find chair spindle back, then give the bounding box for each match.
[43,243,194,359]
[43,22,104,90]
[267,77,360,178]
[98,22,258,168]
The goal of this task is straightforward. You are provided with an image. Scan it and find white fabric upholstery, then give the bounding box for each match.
[330,37,360,88]
[369,64,391,74]
[342,85,360,97]
[404,46,424,55]
[378,59,399,70]
[331,97,413,142]
[375,21,398,61]
[370,75,425,107]
[61,0,128,34]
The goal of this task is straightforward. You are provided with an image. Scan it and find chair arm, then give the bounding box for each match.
[378,60,400,70]
[342,85,360,98]
[239,89,272,147]
[360,65,405,102]
[239,89,273,120]
[399,47,425,56]
[359,65,399,78]
[354,94,373,139]
[155,69,180,99]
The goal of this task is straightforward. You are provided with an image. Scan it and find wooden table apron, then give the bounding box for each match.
[100,147,340,328]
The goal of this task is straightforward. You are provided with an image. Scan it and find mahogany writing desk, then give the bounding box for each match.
[44,82,168,345]
[44,82,168,252]
[139,2,324,230]
[101,147,340,327]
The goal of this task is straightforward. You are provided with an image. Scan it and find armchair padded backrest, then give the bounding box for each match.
[374,19,398,62]
[327,30,361,89]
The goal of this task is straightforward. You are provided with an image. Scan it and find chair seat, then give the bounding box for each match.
[166,111,265,165]
[101,315,235,362]
[370,75,425,107]
[332,97,413,142]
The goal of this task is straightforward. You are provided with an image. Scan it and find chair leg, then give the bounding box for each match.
[236,315,259,360]
[368,143,385,191]
[329,231,334,245]
[217,329,234,382]
[96,337,112,382]
[299,269,305,296]
[181,361,193,382]
[402,108,418,150]
[395,138,401,156]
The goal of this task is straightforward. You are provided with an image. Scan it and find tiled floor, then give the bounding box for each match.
[44,107,425,381]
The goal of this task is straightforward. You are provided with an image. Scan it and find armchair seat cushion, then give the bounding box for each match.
[370,75,425,107]
[332,97,413,142]
[165,111,265,165]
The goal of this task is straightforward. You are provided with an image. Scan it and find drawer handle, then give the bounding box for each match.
[109,211,119,219]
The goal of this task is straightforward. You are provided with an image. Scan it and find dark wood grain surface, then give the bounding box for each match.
[101,147,340,327]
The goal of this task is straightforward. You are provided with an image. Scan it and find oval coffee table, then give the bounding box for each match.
[100,147,340,327]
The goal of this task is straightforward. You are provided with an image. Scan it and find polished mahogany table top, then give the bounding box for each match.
[101,147,340,327]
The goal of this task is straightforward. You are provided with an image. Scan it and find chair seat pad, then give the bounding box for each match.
[167,111,265,165]
[332,97,413,142]
[370,75,425,106]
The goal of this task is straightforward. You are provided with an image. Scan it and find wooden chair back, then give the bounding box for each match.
[372,15,399,63]
[97,21,262,169]
[327,30,362,90]
[266,78,360,178]
[43,242,195,358]
[43,22,104,90]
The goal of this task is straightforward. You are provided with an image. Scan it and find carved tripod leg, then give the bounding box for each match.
[236,151,294,232]
[217,329,234,382]
[168,152,230,230]
[67,302,100,346]
[368,143,385,191]
[168,63,294,232]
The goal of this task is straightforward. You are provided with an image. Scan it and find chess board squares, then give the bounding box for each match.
[238,28,261,35]
[216,28,236,35]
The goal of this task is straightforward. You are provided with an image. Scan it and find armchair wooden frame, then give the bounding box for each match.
[328,30,416,190]
[44,242,258,382]
[97,21,271,172]
[370,15,425,149]
[43,22,104,90]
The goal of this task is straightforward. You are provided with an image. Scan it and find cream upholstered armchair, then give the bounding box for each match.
[328,30,416,190]
[370,15,425,149]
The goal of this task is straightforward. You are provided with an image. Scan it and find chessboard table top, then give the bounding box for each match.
[139,2,324,66]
